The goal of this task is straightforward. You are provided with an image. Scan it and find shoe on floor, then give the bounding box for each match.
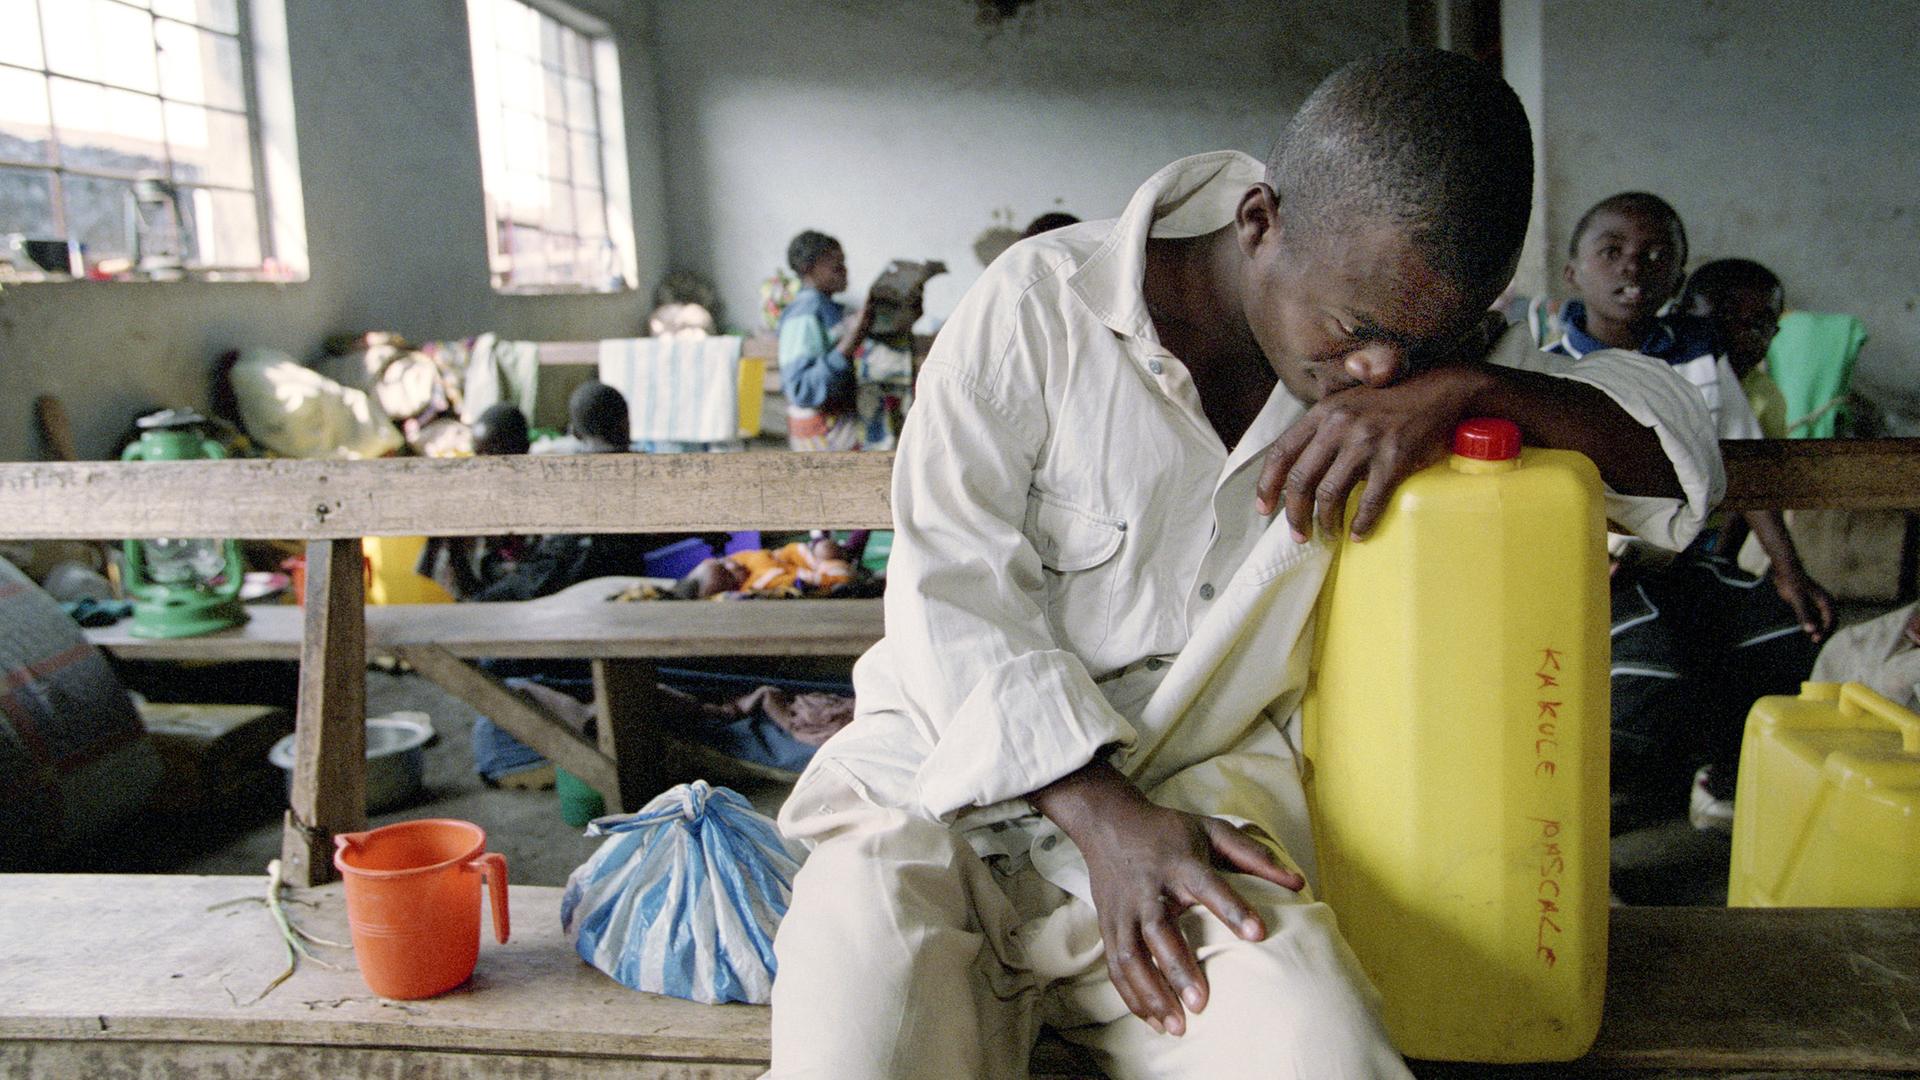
[1689,765,1734,832]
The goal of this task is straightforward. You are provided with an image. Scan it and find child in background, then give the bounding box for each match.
[1679,258,1791,438]
[777,231,868,451]
[1550,194,1832,830]
[418,402,533,598]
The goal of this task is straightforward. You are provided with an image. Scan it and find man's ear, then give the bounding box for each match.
[1560,260,1577,291]
[1236,183,1281,259]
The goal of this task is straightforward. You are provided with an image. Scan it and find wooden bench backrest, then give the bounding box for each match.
[4,440,1919,541]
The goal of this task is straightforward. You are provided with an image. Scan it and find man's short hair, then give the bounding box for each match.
[568,380,630,448]
[1265,47,1533,301]
[787,230,840,276]
[1567,192,1689,266]
[1679,257,1780,312]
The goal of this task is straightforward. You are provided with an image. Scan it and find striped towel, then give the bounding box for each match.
[560,781,802,1004]
[598,335,741,443]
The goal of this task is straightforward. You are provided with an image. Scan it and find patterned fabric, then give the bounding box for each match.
[561,781,801,1004]
[726,542,853,596]
[0,557,160,866]
[784,407,862,452]
[854,341,915,451]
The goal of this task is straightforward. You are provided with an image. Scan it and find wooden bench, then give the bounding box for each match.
[84,581,884,813]
[1,875,1915,1078]
[2,438,1919,1077]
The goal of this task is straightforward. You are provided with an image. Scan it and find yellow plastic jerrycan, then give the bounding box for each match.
[1302,418,1610,1063]
[1728,681,1920,908]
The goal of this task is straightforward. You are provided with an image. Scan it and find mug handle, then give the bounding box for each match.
[471,851,510,943]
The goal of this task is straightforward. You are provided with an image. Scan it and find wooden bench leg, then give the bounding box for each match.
[280,538,367,887]
[593,659,670,813]
[393,643,619,806]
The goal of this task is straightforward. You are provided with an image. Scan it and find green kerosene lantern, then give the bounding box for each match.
[121,409,248,638]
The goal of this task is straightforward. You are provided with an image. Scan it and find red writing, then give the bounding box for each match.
[1534,648,1563,778]
[1533,817,1564,968]
[1531,646,1568,968]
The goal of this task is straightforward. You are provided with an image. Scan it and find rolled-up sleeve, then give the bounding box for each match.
[885,300,1137,821]
[1495,333,1723,551]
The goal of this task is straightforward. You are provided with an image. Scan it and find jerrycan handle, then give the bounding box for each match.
[1835,681,1920,754]
[470,851,510,943]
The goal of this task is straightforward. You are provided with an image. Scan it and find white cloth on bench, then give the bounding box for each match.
[598,335,741,444]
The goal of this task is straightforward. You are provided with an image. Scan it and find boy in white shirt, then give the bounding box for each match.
[768,49,1720,1078]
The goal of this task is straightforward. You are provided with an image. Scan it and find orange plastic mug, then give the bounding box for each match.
[333,818,509,999]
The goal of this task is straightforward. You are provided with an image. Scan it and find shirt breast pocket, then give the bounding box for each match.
[1023,491,1127,658]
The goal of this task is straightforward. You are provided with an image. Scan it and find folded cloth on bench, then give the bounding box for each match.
[599,336,741,443]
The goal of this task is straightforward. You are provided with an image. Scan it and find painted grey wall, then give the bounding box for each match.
[1507,0,1919,421]
[0,0,671,462]
[645,0,1407,337]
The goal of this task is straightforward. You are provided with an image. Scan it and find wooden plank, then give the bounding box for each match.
[86,597,886,662]
[1720,438,1920,511]
[1577,905,1920,1071]
[1,877,1913,1076]
[392,643,619,805]
[0,452,896,539]
[279,539,367,888]
[0,1043,770,1079]
[593,658,668,812]
[9,440,1920,542]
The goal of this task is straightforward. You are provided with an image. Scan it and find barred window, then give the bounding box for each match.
[0,0,288,280]
[467,0,635,293]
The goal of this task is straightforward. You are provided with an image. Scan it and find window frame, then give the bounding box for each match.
[466,0,637,296]
[0,0,291,281]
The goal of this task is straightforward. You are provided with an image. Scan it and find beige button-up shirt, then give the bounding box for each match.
[796,151,1723,896]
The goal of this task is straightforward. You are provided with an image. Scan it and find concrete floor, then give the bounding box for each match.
[60,667,790,887]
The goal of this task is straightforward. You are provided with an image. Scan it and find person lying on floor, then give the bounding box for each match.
[669,534,856,599]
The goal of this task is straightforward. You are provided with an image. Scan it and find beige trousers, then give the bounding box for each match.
[767,766,1411,1079]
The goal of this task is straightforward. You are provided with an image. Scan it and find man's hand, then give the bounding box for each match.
[1256,365,1488,541]
[1030,763,1303,1037]
[1903,607,1920,650]
[1772,563,1837,643]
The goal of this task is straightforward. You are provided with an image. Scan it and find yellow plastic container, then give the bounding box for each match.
[738,357,767,437]
[1727,681,1920,908]
[1303,419,1610,1063]
[362,536,454,605]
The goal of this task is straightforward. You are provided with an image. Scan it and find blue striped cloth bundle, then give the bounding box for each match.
[597,335,741,443]
[560,780,802,1004]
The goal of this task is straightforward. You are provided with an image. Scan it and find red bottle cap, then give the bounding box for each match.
[1453,418,1522,461]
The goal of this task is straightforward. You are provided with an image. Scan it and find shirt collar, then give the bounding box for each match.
[1556,298,1713,364]
[1067,151,1264,344]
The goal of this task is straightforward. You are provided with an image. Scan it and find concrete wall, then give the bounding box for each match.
[646,0,1407,335]
[0,0,670,462]
[1506,0,1919,422]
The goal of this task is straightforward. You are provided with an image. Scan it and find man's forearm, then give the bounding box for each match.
[1462,365,1683,498]
[1029,759,1149,843]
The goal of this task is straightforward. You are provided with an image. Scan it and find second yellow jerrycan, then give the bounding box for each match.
[1302,417,1610,1063]
[1727,681,1920,908]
